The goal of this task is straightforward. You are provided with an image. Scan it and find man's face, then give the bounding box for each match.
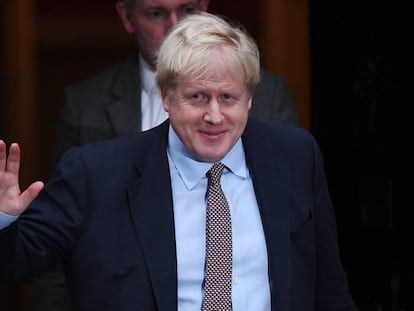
[119,0,208,67]
[162,66,252,163]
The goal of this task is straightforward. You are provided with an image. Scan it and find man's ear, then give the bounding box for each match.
[160,88,170,112]
[116,1,135,34]
[247,96,252,110]
[199,0,210,12]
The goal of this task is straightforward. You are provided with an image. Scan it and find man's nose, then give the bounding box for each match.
[166,13,179,29]
[204,100,224,124]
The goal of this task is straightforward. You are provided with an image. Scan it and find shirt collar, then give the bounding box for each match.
[167,125,249,190]
[139,54,156,93]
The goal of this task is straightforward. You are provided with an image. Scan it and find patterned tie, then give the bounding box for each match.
[202,162,232,311]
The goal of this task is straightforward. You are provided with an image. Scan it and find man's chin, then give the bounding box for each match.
[195,149,226,163]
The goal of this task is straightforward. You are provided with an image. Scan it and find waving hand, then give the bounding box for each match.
[0,140,44,216]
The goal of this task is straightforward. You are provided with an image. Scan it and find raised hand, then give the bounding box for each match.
[0,140,44,216]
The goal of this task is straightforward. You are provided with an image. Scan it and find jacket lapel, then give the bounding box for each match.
[243,119,292,311]
[126,122,178,311]
[106,54,142,135]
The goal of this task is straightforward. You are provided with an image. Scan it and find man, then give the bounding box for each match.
[54,0,298,164]
[1,12,355,310]
[37,1,298,308]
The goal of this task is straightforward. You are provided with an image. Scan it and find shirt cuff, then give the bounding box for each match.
[0,211,18,229]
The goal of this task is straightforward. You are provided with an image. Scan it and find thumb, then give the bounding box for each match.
[19,181,44,210]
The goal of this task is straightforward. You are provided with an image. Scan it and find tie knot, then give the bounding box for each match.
[207,162,225,185]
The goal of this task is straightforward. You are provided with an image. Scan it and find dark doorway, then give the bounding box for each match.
[310,2,412,310]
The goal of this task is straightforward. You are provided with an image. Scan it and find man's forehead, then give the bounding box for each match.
[137,0,200,9]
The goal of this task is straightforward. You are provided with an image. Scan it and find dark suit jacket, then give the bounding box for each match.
[1,119,356,311]
[34,53,300,311]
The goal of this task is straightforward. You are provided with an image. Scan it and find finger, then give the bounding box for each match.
[0,140,6,171]
[6,143,21,175]
[19,181,44,210]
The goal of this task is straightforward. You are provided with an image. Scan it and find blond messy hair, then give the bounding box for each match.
[155,12,261,96]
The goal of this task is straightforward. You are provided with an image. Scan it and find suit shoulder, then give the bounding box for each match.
[259,69,288,85]
[64,53,138,96]
[65,59,129,94]
[254,118,310,137]
[255,69,290,99]
[60,131,142,166]
[64,121,168,160]
[246,118,316,150]
[61,54,139,114]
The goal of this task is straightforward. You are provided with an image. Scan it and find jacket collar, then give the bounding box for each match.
[106,53,142,135]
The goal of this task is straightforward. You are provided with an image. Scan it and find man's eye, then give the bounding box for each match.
[190,93,206,103]
[179,6,198,18]
[146,10,166,21]
[220,94,233,101]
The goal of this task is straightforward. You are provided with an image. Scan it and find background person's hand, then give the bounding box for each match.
[0,140,44,216]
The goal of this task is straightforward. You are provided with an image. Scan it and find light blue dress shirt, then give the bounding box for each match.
[167,126,271,311]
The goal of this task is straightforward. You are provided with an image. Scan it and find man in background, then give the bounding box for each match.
[32,0,299,310]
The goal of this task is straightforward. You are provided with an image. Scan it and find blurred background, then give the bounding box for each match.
[1,0,411,310]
